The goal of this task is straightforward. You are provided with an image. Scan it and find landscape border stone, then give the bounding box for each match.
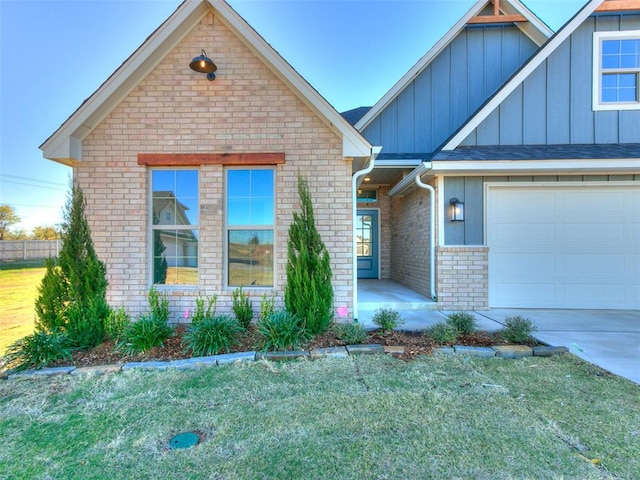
[2,343,569,379]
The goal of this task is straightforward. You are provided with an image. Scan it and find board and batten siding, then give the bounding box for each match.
[462,13,640,146]
[444,175,640,245]
[362,25,538,154]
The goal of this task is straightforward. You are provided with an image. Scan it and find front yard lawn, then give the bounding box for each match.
[1,354,638,479]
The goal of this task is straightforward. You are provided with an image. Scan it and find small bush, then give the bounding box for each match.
[334,321,367,345]
[426,323,458,345]
[232,287,254,329]
[372,308,404,333]
[148,287,170,323]
[117,316,173,355]
[256,311,310,352]
[105,307,130,341]
[446,312,477,336]
[3,330,72,372]
[182,315,243,356]
[64,301,107,349]
[191,295,218,325]
[260,293,276,321]
[500,316,537,343]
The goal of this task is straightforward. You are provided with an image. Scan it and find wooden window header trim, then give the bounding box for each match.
[138,153,285,166]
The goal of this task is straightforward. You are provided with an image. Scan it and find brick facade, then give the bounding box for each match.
[435,246,488,310]
[389,187,433,298]
[78,11,353,320]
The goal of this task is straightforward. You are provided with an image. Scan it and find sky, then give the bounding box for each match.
[0,0,586,232]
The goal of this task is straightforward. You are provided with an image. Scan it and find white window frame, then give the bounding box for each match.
[225,167,276,288]
[593,30,640,111]
[149,168,200,288]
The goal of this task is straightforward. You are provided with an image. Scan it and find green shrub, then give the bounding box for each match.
[34,258,67,333]
[426,323,458,345]
[105,307,130,341]
[182,315,243,356]
[500,316,537,343]
[3,329,72,372]
[446,311,477,336]
[256,311,310,352]
[260,293,276,321]
[64,300,107,348]
[334,321,367,345]
[191,295,218,325]
[117,316,173,355]
[372,308,404,333]
[148,287,170,323]
[232,287,253,329]
[285,175,333,335]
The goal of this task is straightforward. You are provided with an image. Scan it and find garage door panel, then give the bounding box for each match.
[487,184,640,309]
[492,222,556,246]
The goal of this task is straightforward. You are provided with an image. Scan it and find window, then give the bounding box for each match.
[593,31,640,110]
[226,168,274,287]
[357,189,377,204]
[151,170,199,285]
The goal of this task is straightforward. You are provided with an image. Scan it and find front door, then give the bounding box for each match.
[357,210,378,279]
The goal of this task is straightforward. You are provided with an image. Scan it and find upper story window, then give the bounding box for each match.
[226,168,274,287]
[151,169,199,286]
[593,31,640,110]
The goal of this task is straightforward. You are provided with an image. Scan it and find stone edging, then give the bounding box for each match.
[2,344,569,380]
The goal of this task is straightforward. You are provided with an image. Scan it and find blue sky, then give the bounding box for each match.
[0,0,584,232]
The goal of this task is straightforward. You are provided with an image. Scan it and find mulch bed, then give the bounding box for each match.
[53,325,538,367]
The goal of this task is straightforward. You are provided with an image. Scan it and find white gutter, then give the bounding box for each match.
[415,173,437,301]
[388,162,432,197]
[352,146,382,320]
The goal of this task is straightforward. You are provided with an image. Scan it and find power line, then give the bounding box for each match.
[6,202,61,210]
[0,173,67,187]
[1,179,67,191]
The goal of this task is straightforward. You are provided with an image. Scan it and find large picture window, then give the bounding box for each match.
[226,168,274,287]
[593,31,640,110]
[151,169,199,285]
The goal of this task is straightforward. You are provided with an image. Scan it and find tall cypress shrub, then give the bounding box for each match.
[285,175,333,334]
[34,184,109,347]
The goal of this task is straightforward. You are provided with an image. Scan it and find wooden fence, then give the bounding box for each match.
[0,240,61,261]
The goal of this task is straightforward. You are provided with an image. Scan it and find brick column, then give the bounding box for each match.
[436,246,488,310]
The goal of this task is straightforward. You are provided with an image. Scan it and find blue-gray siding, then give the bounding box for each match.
[463,13,640,146]
[444,175,640,245]
[362,25,538,153]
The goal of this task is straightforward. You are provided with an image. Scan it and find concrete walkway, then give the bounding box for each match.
[357,280,640,384]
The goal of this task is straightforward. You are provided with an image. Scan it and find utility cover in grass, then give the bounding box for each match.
[169,432,199,450]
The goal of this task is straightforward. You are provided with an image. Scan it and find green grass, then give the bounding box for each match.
[0,260,45,354]
[1,354,638,479]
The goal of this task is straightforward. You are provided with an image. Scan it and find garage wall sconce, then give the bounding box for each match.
[189,49,217,80]
[449,198,465,222]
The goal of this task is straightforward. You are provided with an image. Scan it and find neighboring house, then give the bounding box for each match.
[40,0,375,319]
[40,0,640,321]
[348,0,640,311]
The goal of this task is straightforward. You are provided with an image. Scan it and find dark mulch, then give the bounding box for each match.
[53,324,538,367]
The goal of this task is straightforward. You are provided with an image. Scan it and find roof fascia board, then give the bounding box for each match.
[355,0,552,132]
[208,0,372,158]
[41,0,208,163]
[429,157,640,175]
[442,0,604,151]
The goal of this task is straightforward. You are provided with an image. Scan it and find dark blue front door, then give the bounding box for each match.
[357,210,378,279]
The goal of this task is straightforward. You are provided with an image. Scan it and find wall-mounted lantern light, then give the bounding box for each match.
[449,198,464,222]
[189,49,217,80]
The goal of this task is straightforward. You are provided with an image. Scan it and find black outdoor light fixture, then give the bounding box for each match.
[189,49,217,80]
[449,198,465,222]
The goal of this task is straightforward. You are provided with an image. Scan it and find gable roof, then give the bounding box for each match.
[40,0,373,166]
[441,0,606,151]
[355,0,553,132]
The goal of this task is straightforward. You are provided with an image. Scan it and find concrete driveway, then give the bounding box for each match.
[478,309,640,384]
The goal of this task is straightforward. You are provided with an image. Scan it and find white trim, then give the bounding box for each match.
[355,0,553,132]
[443,0,604,151]
[428,158,640,175]
[592,30,640,111]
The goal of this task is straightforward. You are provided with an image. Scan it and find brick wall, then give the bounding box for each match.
[436,246,488,310]
[77,11,352,320]
[389,187,432,298]
[378,186,391,279]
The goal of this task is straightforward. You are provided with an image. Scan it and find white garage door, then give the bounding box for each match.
[487,183,640,309]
